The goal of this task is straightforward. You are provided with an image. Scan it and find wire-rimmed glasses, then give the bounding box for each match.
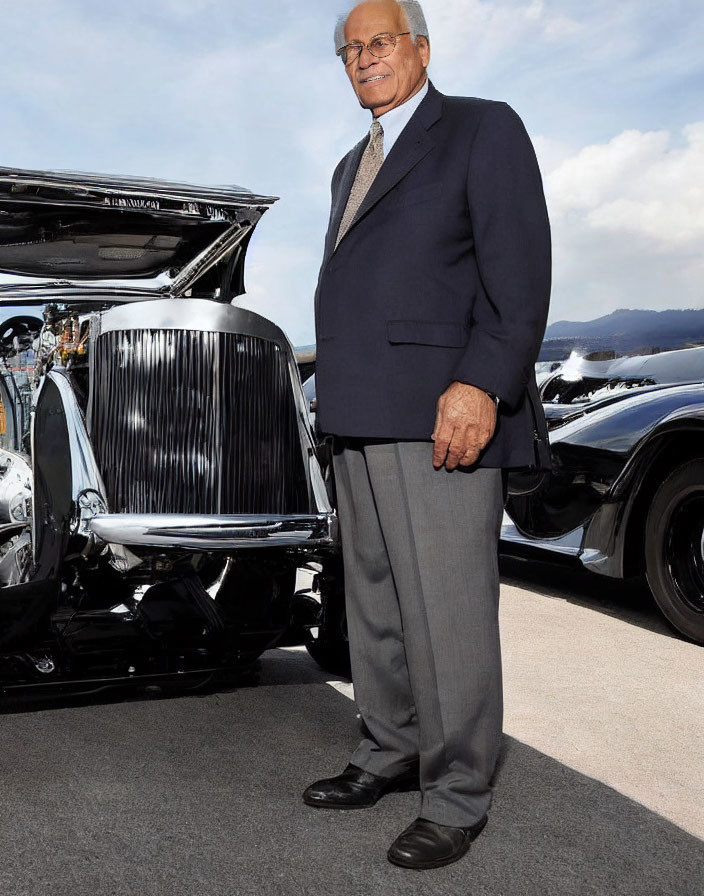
[336,32,411,65]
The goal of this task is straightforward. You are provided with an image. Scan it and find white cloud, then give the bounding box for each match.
[548,125,704,248]
[542,122,704,319]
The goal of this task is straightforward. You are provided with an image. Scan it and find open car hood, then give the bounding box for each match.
[0,167,277,303]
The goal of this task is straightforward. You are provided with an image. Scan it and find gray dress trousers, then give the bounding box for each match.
[333,439,504,828]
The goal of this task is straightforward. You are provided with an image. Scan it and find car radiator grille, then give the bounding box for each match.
[89,329,310,515]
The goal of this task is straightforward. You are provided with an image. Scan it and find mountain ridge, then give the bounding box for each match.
[540,308,704,360]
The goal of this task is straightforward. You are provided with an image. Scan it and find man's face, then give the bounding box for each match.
[342,1,430,117]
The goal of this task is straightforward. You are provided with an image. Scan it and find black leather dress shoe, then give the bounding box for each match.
[302,763,418,809]
[387,815,488,869]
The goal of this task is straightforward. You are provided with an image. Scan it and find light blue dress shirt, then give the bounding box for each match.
[375,77,429,157]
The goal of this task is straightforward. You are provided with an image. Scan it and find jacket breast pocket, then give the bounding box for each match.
[387,320,467,348]
[390,181,443,209]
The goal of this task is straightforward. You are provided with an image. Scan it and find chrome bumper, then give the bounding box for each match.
[88,512,337,550]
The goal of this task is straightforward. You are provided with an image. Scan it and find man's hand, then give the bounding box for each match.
[432,382,497,470]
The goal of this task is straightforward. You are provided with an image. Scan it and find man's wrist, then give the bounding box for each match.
[448,380,500,407]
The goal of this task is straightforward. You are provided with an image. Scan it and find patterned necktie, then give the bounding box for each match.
[335,119,384,248]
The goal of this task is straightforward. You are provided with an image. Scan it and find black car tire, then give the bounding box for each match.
[645,459,704,644]
[306,639,351,679]
[305,557,351,677]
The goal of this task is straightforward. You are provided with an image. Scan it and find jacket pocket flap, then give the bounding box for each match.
[387,320,467,348]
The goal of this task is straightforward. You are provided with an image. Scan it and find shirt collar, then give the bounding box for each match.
[375,77,429,157]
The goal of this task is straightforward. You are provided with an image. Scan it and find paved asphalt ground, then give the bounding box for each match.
[0,558,702,896]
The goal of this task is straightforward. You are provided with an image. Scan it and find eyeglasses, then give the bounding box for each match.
[336,32,410,65]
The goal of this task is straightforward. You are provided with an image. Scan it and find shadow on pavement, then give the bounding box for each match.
[0,646,346,716]
[0,657,701,896]
[499,552,681,640]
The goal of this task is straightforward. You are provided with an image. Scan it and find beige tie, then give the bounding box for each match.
[335,120,384,248]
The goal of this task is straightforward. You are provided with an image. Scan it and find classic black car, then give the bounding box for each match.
[504,347,704,644]
[0,166,343,696]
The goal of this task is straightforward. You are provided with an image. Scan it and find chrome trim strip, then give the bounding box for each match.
[285,349,333,514]
[95,298,291,342]
[500,514,584,557]
[88,512,337,550]
[0,166,277,210]
[0,284,168,304]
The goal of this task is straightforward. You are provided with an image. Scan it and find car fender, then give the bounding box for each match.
[507,384,704,542]
[582,403,704,577]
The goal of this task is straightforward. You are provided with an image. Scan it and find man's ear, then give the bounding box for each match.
[417,35,430,67]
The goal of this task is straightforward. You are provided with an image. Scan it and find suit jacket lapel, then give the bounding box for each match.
[322,138,366,266]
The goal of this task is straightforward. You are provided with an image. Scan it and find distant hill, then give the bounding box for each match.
[540,308,704,361]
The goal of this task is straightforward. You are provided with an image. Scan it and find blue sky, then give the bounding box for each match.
[1,0,703,345]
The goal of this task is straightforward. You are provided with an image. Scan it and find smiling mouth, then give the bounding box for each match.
[360,74,388,84]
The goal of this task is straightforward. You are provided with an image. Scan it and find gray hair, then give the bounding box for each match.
[334,0,429,52]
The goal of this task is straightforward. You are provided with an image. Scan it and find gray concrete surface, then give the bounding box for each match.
[499,557,704,842]
[0,559,701,895]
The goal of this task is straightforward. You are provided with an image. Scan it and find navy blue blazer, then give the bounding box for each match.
[314,82,551,469]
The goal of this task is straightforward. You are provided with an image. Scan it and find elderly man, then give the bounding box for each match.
[303,0,551,870]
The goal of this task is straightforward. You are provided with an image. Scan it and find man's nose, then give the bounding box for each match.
[358,45,376,67]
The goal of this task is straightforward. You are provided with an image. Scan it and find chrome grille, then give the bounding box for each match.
[89,328,310,515]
